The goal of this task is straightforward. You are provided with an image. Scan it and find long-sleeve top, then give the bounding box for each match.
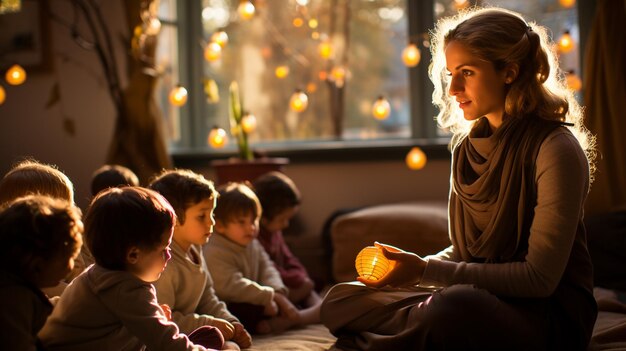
[38,265,208,351]
[0,270,52,351]
[258,226,309,288]
[153,241,238,334]
[203,233,287,307]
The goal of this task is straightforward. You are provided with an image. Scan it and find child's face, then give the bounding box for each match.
[216,212,259,247]
[129,230,173,283]
[174,197,216,251]
[261,206,299,233]
[37,234,83,288]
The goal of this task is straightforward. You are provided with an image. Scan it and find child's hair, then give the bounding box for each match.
[84,187,176,271]
[91,164,140,196]
[0,159,74,205]
[148,169,217,224]
[252,172,301,220]
[0,195,82,279]
[214,182,262,223]
[429,7,595,170]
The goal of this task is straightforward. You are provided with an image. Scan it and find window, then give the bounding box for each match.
[155,0,581,156]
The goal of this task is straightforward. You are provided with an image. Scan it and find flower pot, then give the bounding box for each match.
[210,157,289,185]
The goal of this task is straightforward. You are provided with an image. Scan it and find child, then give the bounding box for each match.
[0,195,83,350]
[90,164,140,197]
[252,171,322,309]
[0,159,86,296]
[149,169,252,350]
[38,187,223,351]
[204,182,314,334]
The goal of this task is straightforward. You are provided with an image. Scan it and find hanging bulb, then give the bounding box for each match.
[319,39,333,59]
[204,42,222,62]
[372,96,391,120]
[241,113,257,133]
[406,147,427,170]
[168,85,188,106]
[208,127,228,148]
[566,70,582,91]
[238,1,255,20]
[5,64,26,86]
[558,30,574,53]
[0,85,6,105]
[211,31,229,47]
[559,0,576,8]
[402,44,421,67]
[290,89,308,112]
[275,65,290,79]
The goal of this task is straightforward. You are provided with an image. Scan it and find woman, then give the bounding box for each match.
[321,7,597,351]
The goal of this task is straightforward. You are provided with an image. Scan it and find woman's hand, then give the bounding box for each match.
[274,292,299,321]
[231,322,252,348]
[357,242,427,288]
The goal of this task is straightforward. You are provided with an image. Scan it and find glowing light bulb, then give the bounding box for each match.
[169,85,188,106]
[0,85,6,105]
[5,64,26,86]
[211,31,229,47]
[238,1,255,20]
[355,246,395,281]
[406,147,427,170]
[208,127,228,148]
[402,44,421,67]
[558,30,574,53]
[241,113,257,133]
[204,42,222,62]
[559,0,576,8]
[566,70,582,91]
[289,90,308,112]
[372,96,391,120]
[319,40,333,59]
[275,65,290,79]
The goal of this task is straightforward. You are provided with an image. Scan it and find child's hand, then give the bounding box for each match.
[264,299,279,316]
[357,242,426,288]
[231,322,252,349]
[159,304,172,321]
[274,293,299,321]
[211,318,235,340]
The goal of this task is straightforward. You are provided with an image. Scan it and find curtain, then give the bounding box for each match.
[583,0,626,215]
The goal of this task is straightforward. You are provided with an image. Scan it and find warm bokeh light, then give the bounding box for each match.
[559,0,576,8]
[204,42,222,62]
[319,40,333,59]
[211,31,229,47]
[308,18,318,28]
[372,96,391,120]
[566,70,582,91]
[275,65,290,78]
[289,90,308,112]
[355,246,395,281]
[5,64,26,86]
[145,17,162,36]
[0,85,6,105]
[311,31,320,40]
[168,85,188,106]
[306,82,317,93]
[453,0,470,10]
[208,127,228,148]
[558,30,574,53]
[406,147,427,170]
[238,1,255,20]
[293,17,304,27]
[330,66,347,85]
[402,44,421,67]
[241,113,257,133]
[318,70,328,81]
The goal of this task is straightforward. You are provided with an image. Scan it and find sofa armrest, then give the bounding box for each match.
[330,201,450,282]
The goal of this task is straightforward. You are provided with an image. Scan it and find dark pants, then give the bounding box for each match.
[226,302,266,333]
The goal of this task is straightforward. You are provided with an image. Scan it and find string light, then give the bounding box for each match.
[308,18,318,29]
[241,113,257,133]
[406,147,427,170]
[566,70,582,91]
[238,1,255,20]
[204,42,222,62]
[402,44,421,67]
[275,65,290,78]
[5,64,26,86]
[168,85,188,106]
[559,0,576,8]
[289,89,308,112]
[208,127,228,148]
[372,96,391,120]
[355,246,395,281]
[558,30,574,53]
[330,66,347,87]
[293,17,304,27]
[319,39,333,59]
[211,31,229,47]
[0,85,5,105]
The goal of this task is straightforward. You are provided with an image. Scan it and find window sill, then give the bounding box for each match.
[171,138,451,168]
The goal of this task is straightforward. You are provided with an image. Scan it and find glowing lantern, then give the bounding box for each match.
[204,42,222,62]
[169,85,188,106]
[238,1,255,20]
[275,65,290,79]
[319,40,333,59]
[211,31,229,47]
[372,96,391,120]
[0,85,5,105]
[289,90,308,112]
[241,113,257,133]
[406,147,427,170]
[208,127,228,148]
[5,64,26,86]
[559,0,576,8]
[402,44,421,67]
[558,30,574,53]
[355,246,395,281]
[566,70,582,91]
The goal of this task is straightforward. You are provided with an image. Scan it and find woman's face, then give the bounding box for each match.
[445,40,509,129]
